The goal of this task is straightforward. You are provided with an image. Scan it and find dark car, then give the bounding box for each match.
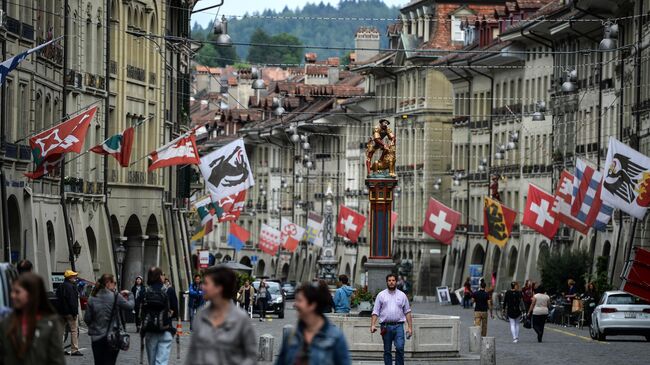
[282,282,296,300]
[252,281,285,318]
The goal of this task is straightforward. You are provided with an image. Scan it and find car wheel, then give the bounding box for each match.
[645,335,650,342]
[589,322,598,340]
[278,308,285,319]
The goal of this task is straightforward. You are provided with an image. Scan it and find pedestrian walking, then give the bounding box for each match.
[0,273,65,365]
[370,274,413,365]
[472,280,493,337]
[188,274,205,330]
[57,269,83,356]
[131,276,145,332]
[276,281,351,365]
[503,281,523,343]
[141,267,179,365]
[84,274,135,365]
[528,285,551,343]
[237,280,255,316]
[256,279,271,322]
[522,280,534,311]
[462,277,472,309]
[185,266,257,365]
[333,275,354,313]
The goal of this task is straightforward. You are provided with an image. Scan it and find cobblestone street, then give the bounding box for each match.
[66,301,649,365]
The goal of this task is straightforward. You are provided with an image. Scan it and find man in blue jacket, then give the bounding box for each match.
[188,274,204,330]
[334,275,355,313]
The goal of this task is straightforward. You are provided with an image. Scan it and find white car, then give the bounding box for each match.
[590,291,650,341]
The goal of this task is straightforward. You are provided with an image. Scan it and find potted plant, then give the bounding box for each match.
[352,286,374,313]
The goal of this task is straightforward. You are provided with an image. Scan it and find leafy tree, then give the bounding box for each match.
[195,41,240,67]
[539,249,592,295]
[247,28,304,65]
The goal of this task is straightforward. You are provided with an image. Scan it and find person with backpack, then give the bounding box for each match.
[188,275,204,330]
[141,267,179,365]
[503,281,523,343]
[84,274,134,365]
[57,269,82,356]
[185,266,257,365]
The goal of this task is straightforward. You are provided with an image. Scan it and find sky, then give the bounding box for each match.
[191,0,408,26]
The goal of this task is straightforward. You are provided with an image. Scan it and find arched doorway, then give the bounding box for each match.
[471,245,485,265]
[345,263,351,278]
[110,215,120,241]
[223,255,232,263]
[47,221,56,269]
[86,227,97,265]
[490,246,501,276]
[507,247,518,278]
[7,195,21,261]
[360,256,368,286]
[257,260,266,277]
[602,240,611,268]
[144,215,160,273]
[123,215,143,290]
[537,241,550,270]
[240,256,251,268]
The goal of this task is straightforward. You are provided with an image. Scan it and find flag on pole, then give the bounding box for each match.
[26,105,97,179]
[191,196,216,241]
[554,170,589,234]
[304,211,324,246]
[522,184,559,239]
[601,137,650,219]
[0,37,62,85]
[199,138,255,201]
[483,196,516,247]
[336,205,366,243]
[148,134,200,171]
[90,127,135,167]
[572,158,614,231]
[281,218,305,252]
[422,197,461,245]
[191,219,213,241]
[227,222,250,252]
[215,190,247,223]
[258,223,281,255]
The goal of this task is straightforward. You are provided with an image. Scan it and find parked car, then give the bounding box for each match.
[252,280,285,318]
[282,282,296,300]
[590,290,650,341]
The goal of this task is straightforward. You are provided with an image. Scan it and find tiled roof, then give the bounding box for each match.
[387,21,403,35]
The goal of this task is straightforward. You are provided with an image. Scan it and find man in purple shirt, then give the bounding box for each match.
[370,274,413,365]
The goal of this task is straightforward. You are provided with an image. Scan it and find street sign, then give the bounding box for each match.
[198,250,210,268]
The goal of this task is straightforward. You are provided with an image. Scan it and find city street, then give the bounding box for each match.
[67,301,649,365]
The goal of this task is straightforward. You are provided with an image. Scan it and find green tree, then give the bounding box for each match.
[195,40,239,67]
[247,28,304,65]
[539,249,592,295]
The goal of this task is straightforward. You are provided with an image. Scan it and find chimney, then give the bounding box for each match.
[328,67,340,84]
[355,26,380,63]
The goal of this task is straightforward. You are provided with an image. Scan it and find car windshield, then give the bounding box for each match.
[254,282,281,295]
[606,294,649,305]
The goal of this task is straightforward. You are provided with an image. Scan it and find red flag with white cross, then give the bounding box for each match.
[336,205,366,243]
[422,197,461,245]
[258,223,281,256]
[523,184,559,239]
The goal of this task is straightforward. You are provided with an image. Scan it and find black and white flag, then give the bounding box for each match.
[199,138,255,201]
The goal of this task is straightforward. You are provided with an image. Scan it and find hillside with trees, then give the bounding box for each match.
[191,0,399,66]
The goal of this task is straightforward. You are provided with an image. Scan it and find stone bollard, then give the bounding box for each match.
[282,324,294,340]
[259,334,274,362]
[480,336,496,365]
[468,326,481,354]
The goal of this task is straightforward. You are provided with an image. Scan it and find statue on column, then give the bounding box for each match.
[366,119,396,177]
[490,174,501,201]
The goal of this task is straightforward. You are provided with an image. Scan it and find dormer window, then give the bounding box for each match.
[451,16,465,42]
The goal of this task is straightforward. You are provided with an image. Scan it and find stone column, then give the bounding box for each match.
[318,184,337,281]
[364,178,398,293]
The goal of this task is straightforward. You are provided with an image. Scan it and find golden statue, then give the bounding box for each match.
[366,119,396,177]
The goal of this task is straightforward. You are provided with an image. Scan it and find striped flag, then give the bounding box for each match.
[90,127,135,167]
[191,196,216,241]
[227,222,250,252]
[572,158,613,231]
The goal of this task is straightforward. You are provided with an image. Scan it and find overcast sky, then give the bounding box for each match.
[191,0,408,26]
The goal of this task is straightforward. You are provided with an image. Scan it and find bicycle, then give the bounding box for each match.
[494,291,508,322]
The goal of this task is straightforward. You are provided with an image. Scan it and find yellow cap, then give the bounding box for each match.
[64,269,78,278]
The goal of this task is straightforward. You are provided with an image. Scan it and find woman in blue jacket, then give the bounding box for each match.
[276,281,351,365]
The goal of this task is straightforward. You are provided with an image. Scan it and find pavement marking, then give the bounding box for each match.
[547,327,609,344]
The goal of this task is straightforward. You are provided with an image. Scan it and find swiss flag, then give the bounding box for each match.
[422,198,461,245]
[336,205,366,243]
[523,184,559,239]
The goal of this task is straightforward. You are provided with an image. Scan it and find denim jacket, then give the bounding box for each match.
[275,318,351,365]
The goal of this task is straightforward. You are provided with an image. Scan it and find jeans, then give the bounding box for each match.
[145,332,173,365]
[508,317,520,340]
[189,307,199,330]
[463,296,472,308]
[64,315,80,353]
[91,337,119,365]
[532,314,547,342]
[258,300,267,319]
[474,311,488,337]
[381,323,405,365]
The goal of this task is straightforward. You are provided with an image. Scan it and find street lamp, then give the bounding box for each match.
[291,133,300,143]
[532,101,546,121]
[213,16,232,47]
[433,177,442,190]
[562,69,578,93]
[495,145,506,160]
[72,241,82,259]
[115,243,127,287]
[599,22,618,51]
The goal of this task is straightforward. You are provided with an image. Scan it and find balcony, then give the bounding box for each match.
[127,171,146,184]
[109,61,117,75]
[85,73,106,90]
[147,171,158,185]
[5,17,20,35]
[36,37,63,65]
[65,70,83,90]
[126,65,146,82]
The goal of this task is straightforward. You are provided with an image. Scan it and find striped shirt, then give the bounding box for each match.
[372,289,411,323]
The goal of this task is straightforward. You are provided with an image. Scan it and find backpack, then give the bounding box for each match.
[140,286,171,333]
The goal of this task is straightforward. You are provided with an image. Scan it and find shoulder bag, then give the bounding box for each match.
[106,293,131,351]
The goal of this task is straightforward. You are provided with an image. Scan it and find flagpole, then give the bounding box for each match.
[63,114,156,166]
[13,99,103,144]
[127,122,207,168]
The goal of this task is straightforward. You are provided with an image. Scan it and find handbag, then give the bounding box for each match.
[523,314,532,329]
[106,293,131,351]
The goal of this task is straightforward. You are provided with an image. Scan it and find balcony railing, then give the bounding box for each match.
[6,17,20,35]
[36,37,63,65]
[126,65,146,82]
[85,73,106,90]
[65,70,83,89]
[109,61,117,75]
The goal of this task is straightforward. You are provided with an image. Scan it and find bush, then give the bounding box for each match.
[236,272,254,289]
[539,249,592,295]
[351,286,374,308]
